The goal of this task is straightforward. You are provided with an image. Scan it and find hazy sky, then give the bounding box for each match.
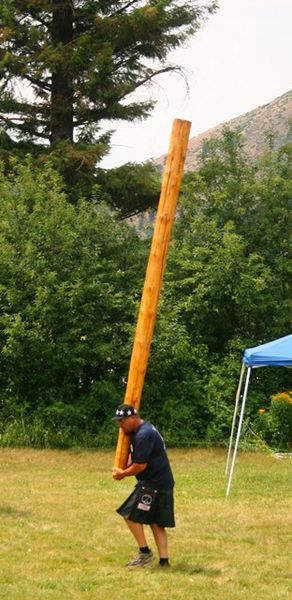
[100,0,292,169]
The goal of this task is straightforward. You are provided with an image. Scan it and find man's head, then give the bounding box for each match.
[112,403,141,433]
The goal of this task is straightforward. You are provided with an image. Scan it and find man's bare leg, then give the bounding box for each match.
[124,519,155,567]
[124,518,148,547]
[150,523,168,558]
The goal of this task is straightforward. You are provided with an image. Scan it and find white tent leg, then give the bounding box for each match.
[226,362,246,475]
[226,367,252,497]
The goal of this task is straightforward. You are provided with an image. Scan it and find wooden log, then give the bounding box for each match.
[114,119,191,469]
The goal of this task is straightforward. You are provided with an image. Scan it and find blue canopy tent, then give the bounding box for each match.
[226,334,292,496]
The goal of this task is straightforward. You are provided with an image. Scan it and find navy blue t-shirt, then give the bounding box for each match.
[130,421,174,490]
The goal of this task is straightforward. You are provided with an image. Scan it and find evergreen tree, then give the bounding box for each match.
[0,1,217,210]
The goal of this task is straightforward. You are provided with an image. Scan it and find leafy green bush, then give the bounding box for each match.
[0,128,291,449]
[0,158,146,443]
[255,391,292,450]
[270,392,292,448]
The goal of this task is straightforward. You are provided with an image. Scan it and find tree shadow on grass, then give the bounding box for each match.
[171,563,221,577]
[0,504,31,518]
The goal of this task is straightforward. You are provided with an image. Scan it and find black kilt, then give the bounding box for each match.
[117,484,175,527]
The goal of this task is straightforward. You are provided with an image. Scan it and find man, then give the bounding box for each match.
[112,403,175,568]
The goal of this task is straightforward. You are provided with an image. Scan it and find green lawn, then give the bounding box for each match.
[0,448,291,599]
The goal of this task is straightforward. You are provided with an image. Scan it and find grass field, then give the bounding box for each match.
[0,447,291,599]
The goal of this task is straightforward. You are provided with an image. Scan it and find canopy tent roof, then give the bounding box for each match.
[243,334,292,368]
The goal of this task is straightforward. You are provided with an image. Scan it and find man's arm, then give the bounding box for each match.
[112,462,147,480]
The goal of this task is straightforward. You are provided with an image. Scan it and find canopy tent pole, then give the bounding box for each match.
[226,366,252,497]
[225,362,246,475]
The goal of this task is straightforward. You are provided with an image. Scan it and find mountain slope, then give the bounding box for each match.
[155,90,292,171]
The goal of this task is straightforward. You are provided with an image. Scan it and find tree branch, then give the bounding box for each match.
[23,74,50,93]
[112,1,141,16]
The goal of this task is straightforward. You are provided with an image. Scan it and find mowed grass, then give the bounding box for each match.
[0,448,291,600]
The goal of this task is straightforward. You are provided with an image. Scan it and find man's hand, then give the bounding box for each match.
[112,462,147,480]
[112,466,124,480]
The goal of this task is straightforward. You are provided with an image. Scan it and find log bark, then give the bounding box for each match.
[114,119,191,468]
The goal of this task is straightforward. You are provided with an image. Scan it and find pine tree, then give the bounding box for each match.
[0,1,217,211]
